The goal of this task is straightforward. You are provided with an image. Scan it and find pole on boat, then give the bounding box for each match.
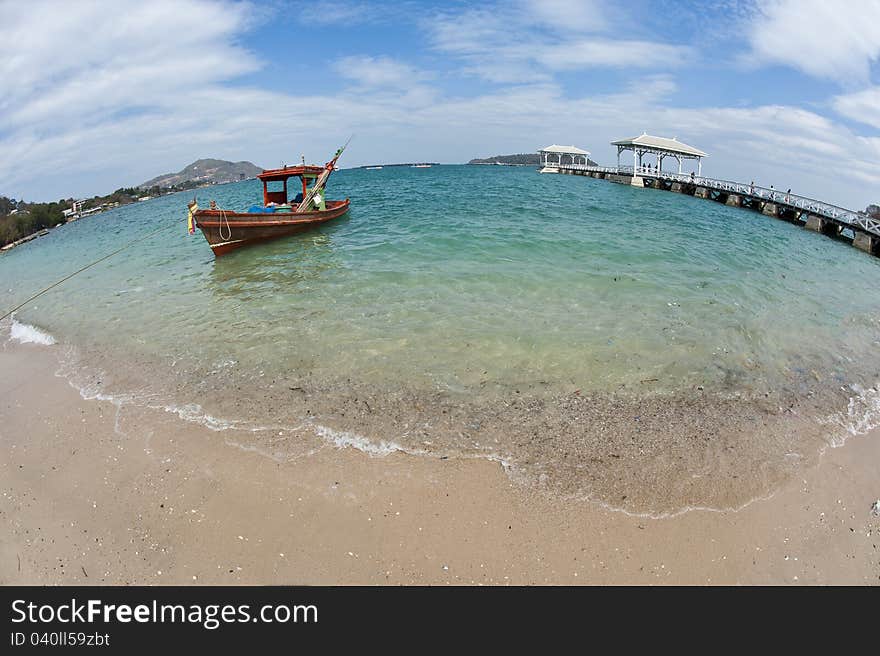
[295,136,352,214]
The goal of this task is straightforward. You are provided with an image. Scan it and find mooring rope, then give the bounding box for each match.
[218,208,231,241]
[0,221,177,323]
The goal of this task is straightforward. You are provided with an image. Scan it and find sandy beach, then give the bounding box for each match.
[1,339,878,585]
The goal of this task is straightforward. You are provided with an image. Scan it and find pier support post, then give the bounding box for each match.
[694,187,709,199]
[805,214,825,232]
[805,215,840,237]
[726,194,741,207]
[762,202,778,217]
[853,232,878,255]
[630,176,644,188]
[671,182,683,193]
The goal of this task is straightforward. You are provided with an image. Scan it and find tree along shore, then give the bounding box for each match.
[0,180,210,249]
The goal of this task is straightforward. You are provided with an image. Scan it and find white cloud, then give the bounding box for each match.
[537,40,692,70]
[0,0,265,194]
[646,104,880,200]
[0,0,260,131]
[1,0,879,212]
[295,1,411,26]
[425,2,692,82]
[333,56,430,88]
[833,86,880,130]
[0,1,259,99]
[524,0,607,33]
[744,0,880,83]
[297,1,374,25]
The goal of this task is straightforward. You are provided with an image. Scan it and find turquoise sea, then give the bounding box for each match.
[3,165,880,513]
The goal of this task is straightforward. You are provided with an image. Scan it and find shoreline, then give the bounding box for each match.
[12,313,873,518]
[1,339,879,585]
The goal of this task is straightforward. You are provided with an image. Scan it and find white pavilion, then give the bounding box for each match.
[610,133,707,176]
[538,144,591,166]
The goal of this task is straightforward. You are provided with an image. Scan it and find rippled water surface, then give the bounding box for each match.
[3,165,880,513]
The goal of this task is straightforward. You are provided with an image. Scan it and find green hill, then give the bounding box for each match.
[139,158,262,189]
[468,153,541,165]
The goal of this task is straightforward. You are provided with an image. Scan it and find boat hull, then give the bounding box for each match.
[194,199,350,256]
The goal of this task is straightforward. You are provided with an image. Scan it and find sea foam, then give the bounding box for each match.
[311,423,405,456]
[823,383,880,446]
[163,402,237,431]
[9,318,56,345]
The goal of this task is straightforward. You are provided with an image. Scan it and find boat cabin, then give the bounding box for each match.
[258,165,324,206]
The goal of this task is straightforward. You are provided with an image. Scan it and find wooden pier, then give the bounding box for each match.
[551,162,880,257]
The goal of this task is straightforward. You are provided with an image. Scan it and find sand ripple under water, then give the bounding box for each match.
[4,321,872,517]
[2,166,880,515]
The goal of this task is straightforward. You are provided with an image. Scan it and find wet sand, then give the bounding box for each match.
[1,342,879,585]
[55,338,852,516]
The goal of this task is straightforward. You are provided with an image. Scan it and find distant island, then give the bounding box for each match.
[468,153,599,166]
[1,158,264,250]
[3,161,879,251]
[468,153,540,166]
[140,158,262,188]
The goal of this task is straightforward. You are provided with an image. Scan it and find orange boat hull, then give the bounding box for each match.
[194,199,350,256]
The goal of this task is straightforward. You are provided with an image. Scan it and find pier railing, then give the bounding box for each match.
[559,163,880,237]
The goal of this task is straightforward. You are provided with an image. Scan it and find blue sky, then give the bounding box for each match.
[1,0,879,208]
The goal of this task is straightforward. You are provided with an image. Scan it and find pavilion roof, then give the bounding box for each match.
[539,144,591,155]
[610,134,707,158]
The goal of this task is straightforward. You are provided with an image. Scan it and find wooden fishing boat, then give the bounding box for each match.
[192,199,351,256]
[188,146,350,256]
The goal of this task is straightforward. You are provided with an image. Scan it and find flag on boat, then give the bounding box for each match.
[294,138,351,214]
[186,201,198,234]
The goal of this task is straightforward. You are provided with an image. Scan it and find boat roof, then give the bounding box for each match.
[258,165,324,181]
